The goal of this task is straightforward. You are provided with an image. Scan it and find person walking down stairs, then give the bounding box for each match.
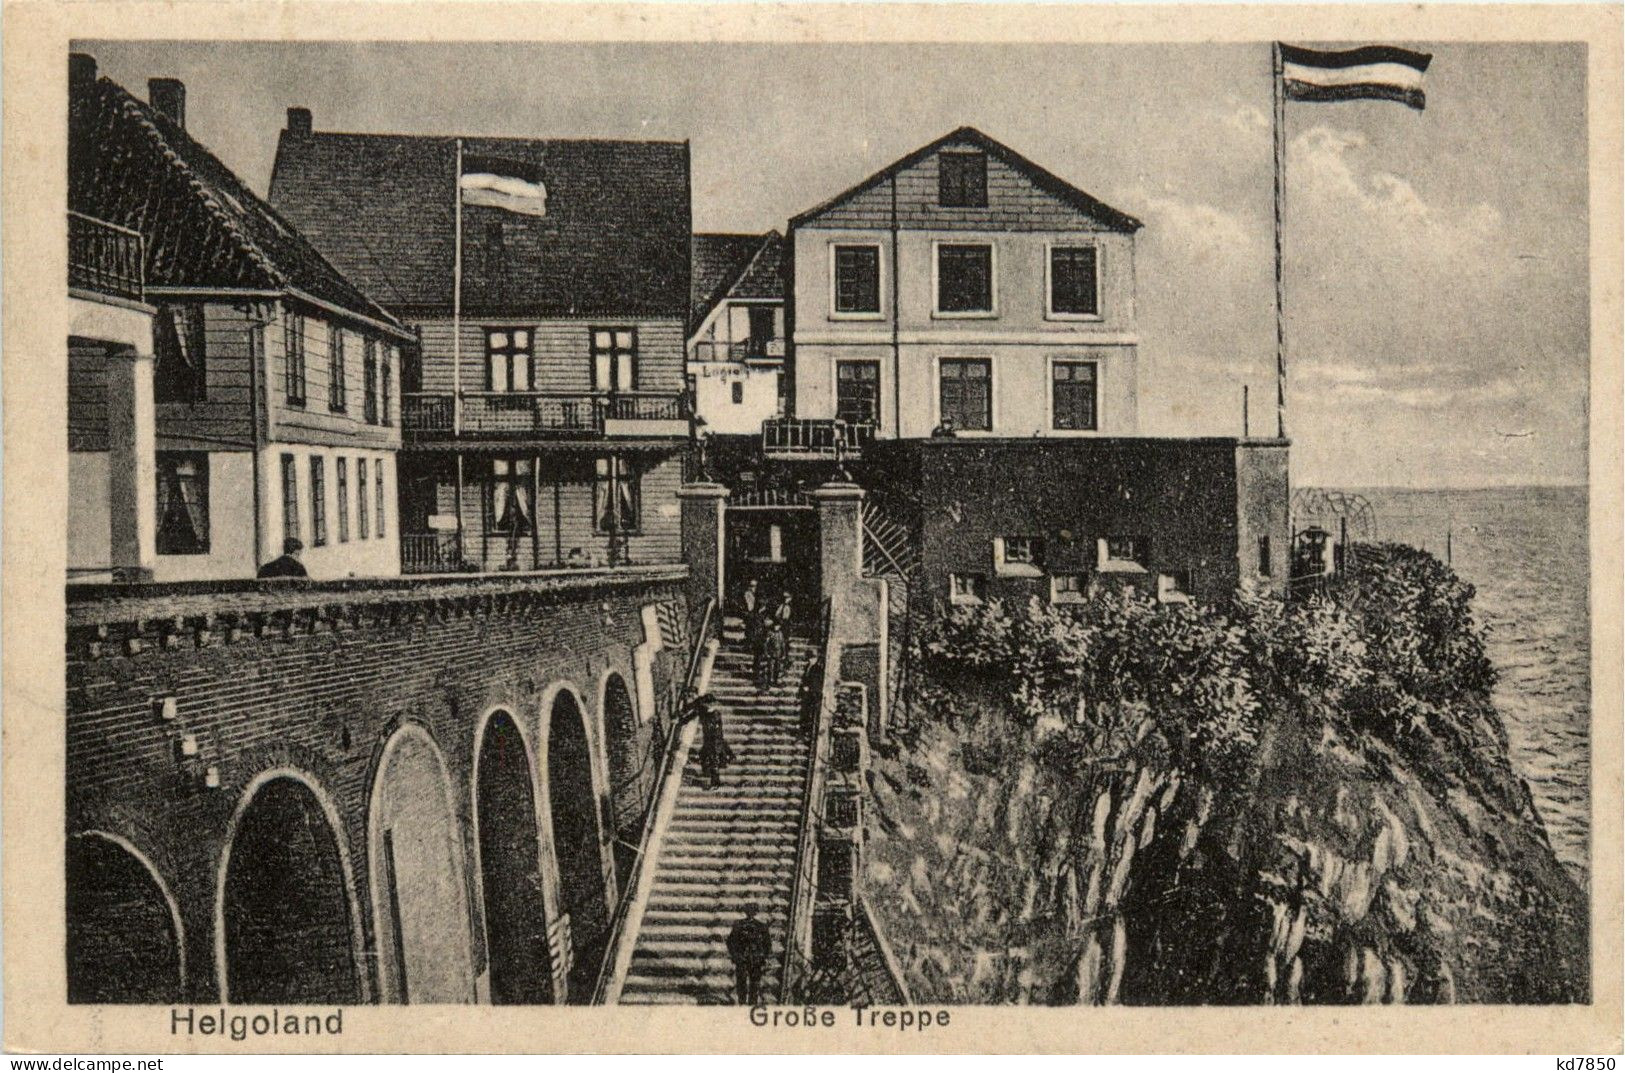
[616,637,817,1004]
[727,904,772,1005]
[679,688,733,789]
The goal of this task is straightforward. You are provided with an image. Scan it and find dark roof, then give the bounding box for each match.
[269,128,691,319]
[689,230,783,334]
[68,74,405,333]
[789,126,1142,233]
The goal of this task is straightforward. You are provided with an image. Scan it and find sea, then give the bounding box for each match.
[1332,486,1591,883]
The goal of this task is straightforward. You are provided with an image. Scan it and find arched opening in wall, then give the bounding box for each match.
[546,690,610,1002]
[475,711,554,1004]
[370,728,476,1004]
[66,833,183,1003]
[601,673,643,893]
[221,776,360,1004]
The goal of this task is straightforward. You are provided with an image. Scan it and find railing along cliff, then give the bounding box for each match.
[591,597,718,1004]
[778,596,837,1001]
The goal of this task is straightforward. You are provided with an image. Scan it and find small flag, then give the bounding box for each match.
[1280,44,1433,110]
[459,154,547,216]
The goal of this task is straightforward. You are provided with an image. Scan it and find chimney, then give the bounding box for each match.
[286,107,312,136]
[148,78,185,129]
[69,53,97,87]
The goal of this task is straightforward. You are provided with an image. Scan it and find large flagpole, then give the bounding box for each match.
[1271,41,1288,441]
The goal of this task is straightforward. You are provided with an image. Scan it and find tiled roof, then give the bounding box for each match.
[689,230,782,334]
[68,74,404,332]
[790,126,1143,233]
[269,129,692,319]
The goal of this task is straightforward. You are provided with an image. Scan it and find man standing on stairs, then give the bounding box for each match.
[680,688,733,788]
[727,904,772,1006]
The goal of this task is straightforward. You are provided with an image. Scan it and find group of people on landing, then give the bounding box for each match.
[740,579,794,688]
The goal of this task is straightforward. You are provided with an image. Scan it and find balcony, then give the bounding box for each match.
[690,338,786,363]
[401,391,691,444]
[762,418,877,459]
[68,212,144,303]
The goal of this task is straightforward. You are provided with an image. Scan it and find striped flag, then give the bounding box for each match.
[1280,44,1433,110]
[459,154,548,216]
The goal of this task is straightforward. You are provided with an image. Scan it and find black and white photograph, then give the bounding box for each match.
[6,1,1620,1056]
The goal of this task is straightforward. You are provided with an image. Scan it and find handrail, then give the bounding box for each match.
[591,596,717,1003]
[778,596,837,1001]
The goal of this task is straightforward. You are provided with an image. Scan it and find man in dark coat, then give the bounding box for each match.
[679,689,731,788]
[726,904,772,1005]
[257,537,308,579]
[797,656,824,740]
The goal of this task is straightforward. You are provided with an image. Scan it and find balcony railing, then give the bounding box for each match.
[400,532,466,574]
[762,417,877,457]
[68,212,144,303]
[690,338,785,363]
[401,391,691,441]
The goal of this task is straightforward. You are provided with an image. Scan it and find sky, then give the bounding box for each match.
[81,40,1591,489]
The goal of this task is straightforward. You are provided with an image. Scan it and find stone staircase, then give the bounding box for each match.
[617,638,816,1005]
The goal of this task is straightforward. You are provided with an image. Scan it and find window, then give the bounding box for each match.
[280,454,299,546]
[939,359,991,431]
[375,460,386,538]
[594,456,640,533]
[381,349,393,426]
[936,244,994,315]
[363,340,379,424]
[336,458,349,542]
[1050,573,1088,603]
[284,312,307,406]
[486,329,533,393]
[939,151,988,208]
[155,452,209,554]
[309,456,327,547]
[1258,535,1273,576]
[836,361,881,426]
[1049,246,1100,317]
[591,329,637,393]
[328,325,347,412]
[994,535,1045,576]
[1099,536,1149,572]
[357,459,369,540]
[833,245,881,315]
[490,458,534,536]
[949,572,987,605]
[1052,361,1098,431]
[1158,571,1193,604]
[731,381,745,405]
[154,304,206,403]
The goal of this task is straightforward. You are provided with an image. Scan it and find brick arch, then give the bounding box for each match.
[66,830,186,1003]
[538,682,612,1002]
[470,705,555,1004]
[214,768,367,1004]
[366,722,476,1004]
[597,668,645,894]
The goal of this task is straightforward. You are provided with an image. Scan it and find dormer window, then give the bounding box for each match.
[939,151,988,208]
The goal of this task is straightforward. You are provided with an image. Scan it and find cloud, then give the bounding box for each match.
[1134,187,1260,255]
[1223,103,1269,137]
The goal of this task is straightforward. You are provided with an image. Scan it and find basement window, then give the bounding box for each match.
[1098,536,1149,574]
[993,535,1045,577]
[949,572,988,606]
[1157,571,1193,604]
[1050,573,1088,604]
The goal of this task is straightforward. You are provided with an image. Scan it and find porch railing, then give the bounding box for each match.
[401,391,690,439]
[400,531,466,574]
[762,418,876,456]
[68,212,144,303]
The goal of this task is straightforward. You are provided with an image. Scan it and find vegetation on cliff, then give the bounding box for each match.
[865,544,1587,1004]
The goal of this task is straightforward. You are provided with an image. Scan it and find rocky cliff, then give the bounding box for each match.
[865,545,1588,1004]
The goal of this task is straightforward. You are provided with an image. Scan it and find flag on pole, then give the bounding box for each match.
[459,155,548,216]
[1280,44,1433,110]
